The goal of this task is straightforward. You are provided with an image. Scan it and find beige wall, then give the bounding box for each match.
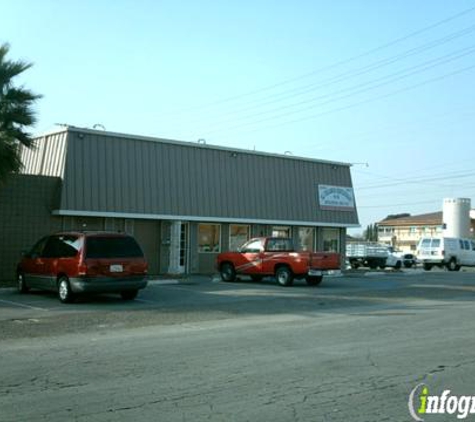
[379,225,444,252]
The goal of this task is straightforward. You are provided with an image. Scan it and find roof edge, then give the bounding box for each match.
[35,125,352,168]
[52,209,360,228]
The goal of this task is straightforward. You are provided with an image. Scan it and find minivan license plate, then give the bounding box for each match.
[110,264,123,273]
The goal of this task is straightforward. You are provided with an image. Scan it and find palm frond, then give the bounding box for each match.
[0,42,40,179]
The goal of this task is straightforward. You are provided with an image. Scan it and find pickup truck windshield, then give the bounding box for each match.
[240,239,263,253]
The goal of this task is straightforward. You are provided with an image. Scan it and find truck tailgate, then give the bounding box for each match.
[310,252,340,270]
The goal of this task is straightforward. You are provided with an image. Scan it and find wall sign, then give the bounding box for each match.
[318,185,355,211]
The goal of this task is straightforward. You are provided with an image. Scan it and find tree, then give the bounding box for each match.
[0,43,41,182]
[364,223,378,242]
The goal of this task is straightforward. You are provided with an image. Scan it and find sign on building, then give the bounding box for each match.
[318,185,355,211]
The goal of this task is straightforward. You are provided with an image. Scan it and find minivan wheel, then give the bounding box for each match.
[58,277,74,303]
[275,266,293,287]
[121,290,138,300]
[17,273,29,293]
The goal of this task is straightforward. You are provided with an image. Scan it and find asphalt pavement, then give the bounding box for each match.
[1,269,475,421]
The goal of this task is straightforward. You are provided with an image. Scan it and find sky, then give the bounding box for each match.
[1,0,475,234]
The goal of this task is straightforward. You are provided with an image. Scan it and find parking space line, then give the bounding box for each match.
[0,298,50,311]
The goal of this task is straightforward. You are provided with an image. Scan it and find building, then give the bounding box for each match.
[377,208,475,253]
[0,126,359,281]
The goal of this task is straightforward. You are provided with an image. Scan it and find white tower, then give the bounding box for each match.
[442,198,471,238]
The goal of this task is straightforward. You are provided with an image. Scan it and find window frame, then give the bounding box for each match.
[271,226,291,238]
[197,223,222,254]
[229,224,250,252]
[322,228,340,253]
[297,227,315,251]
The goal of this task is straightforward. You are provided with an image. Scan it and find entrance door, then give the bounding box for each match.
[133,220,161,275]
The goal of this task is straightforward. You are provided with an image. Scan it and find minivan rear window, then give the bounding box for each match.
[431,239,441,248]
[85,236,144,258]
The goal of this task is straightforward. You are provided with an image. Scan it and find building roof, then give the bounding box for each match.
[21,126,360,227]
[36,125,353,168]
[378,212,443,227]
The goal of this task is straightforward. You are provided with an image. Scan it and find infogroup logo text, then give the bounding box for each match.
[408,383,475,420]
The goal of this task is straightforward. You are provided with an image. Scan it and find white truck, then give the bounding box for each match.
[346,243,402,270]
[417,237,475,271]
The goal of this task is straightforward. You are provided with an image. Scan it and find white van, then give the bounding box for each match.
[417,237,475,271]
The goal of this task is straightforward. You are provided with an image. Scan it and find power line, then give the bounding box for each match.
[201,62,475,137]
[301,105,475,151]
[196,24,475,124]
[358,199,442,209]
[356,171,475,191]
[202,44,475,133]
[160,4,475,117]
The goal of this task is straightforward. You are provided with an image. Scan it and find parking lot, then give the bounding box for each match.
[1,269,475,421]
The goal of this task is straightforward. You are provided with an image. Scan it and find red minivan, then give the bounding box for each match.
[16,232,148,303]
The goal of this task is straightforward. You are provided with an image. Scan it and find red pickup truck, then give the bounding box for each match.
[216,237,341,286]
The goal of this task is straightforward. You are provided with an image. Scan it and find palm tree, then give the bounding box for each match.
[0,43,41,182]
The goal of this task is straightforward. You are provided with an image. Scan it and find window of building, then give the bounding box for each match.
[272,226,291,238]
[266,238,294,252]
[198,224,221,253]
[322,228,340,252]
[298,227,314,251]
[229,224,250,251]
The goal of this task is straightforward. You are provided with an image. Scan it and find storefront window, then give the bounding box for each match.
[198,224,221,253]
[272,226,291,238]
[322,228,340,252]
[229,224,250,251]
[298,227,314,251]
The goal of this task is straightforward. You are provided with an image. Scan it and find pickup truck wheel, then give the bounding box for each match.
[306,276,322,286]
[220,263,236,282]
[275,267,293,287]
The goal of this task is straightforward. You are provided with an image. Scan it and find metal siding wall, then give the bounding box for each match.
[20,132,67,177]
[58,131,358,225]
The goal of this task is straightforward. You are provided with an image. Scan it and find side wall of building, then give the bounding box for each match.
[0,175,63,282]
